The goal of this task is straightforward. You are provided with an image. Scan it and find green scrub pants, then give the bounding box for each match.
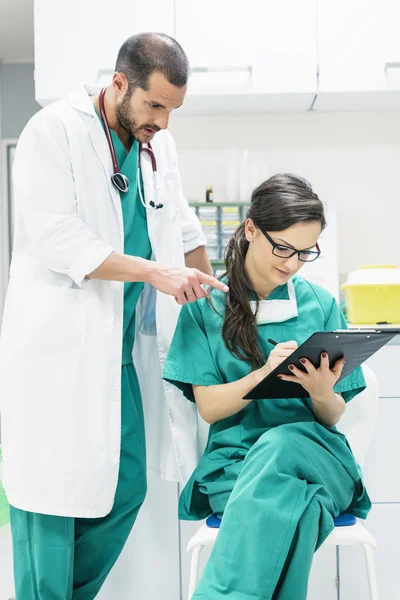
[9,361,146,600]
[193,423,358,600]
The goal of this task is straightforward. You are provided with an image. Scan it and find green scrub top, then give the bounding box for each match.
[163,276,371,521]
[110,131,152,361]
[95,110,152,357]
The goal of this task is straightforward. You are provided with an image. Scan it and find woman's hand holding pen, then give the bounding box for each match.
[255,338,345,426]
[257,340,298,379]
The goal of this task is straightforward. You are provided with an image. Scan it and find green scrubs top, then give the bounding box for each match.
[95,109,152,355]
[163,276,371,521]
[109,131,152,360]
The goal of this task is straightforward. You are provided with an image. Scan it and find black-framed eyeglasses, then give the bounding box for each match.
[261,230,321,262]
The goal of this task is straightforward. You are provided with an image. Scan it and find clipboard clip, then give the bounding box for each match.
[334,329,380,333]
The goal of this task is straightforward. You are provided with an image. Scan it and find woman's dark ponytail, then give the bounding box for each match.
[213,173,326,370]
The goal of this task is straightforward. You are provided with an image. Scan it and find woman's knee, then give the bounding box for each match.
[246,425,302,471]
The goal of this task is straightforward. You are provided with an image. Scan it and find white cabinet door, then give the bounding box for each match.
[34,0,175,106]
[176,0,317,90]
[175,0,254,73]
[249,0,317,96]
[366,345,400,398]
[175,0,317,113]
[307,545,338,600]
[362,396,400,503]
[97,473,180,600]
[339,504,400,600]
[316,0,400,110]
[180,520,337,599]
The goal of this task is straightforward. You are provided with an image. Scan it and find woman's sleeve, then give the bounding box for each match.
[163,300,223,402]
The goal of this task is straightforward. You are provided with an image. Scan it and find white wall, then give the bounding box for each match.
[169,110,400,278]
[0,62,39,314]
[1,65,399,279]
[0,62,40,138]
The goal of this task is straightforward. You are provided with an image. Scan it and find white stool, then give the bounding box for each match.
[187,514,378,600]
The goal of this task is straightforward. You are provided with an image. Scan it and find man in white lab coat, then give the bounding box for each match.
[0,32,228,599]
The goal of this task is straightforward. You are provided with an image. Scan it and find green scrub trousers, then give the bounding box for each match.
[10,129,152,600]
[163,279,371,600]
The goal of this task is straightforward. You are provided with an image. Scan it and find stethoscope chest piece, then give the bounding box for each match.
[111,172,130,194]
[99,87,163,209]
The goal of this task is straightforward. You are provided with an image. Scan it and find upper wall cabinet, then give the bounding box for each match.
[34,0,318,111]
[174,0,318,114]
[34,0,175,106]
[315,0,400,110]
[34,0,399,113]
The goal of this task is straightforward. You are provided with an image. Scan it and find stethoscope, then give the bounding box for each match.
[99,87,163,210]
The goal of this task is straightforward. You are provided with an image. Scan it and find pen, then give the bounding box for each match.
[268,338,278,346]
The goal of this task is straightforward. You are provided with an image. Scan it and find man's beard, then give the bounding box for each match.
[116,94,160,140]
[115,94,140,139]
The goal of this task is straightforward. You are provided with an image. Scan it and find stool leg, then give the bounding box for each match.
[188,546,202,600]
[362,543,379,600]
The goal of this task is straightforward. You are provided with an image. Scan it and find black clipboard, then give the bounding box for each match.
[243,329,400,400]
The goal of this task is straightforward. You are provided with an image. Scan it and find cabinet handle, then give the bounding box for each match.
[384,62,400,73]
[96,65,253,80]
[191,65,252,77]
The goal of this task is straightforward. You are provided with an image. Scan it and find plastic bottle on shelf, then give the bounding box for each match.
[206,185,214,203]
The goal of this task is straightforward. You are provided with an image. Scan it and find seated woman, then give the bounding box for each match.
[163,173,371,600]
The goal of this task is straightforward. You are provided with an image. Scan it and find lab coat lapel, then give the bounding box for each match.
[88,118,123,221]
[69,85,123,236]
[140,150,161,254]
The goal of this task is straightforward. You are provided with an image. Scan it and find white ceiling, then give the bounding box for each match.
[0,0,34,62]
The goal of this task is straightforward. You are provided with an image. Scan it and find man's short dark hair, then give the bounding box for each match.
[115,33,190,92]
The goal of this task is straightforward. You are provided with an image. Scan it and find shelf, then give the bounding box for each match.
[189,201,250,208]
[190,202,249,265]
[210,259,226,269]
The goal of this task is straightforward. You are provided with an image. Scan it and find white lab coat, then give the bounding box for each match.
[0,84,205,518]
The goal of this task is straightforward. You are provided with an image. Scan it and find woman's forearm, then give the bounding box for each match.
[193,368,266,424]
[194,372,345,427]
[310,392,345,427]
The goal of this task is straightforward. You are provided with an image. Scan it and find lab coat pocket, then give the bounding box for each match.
[22,285,86,355]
